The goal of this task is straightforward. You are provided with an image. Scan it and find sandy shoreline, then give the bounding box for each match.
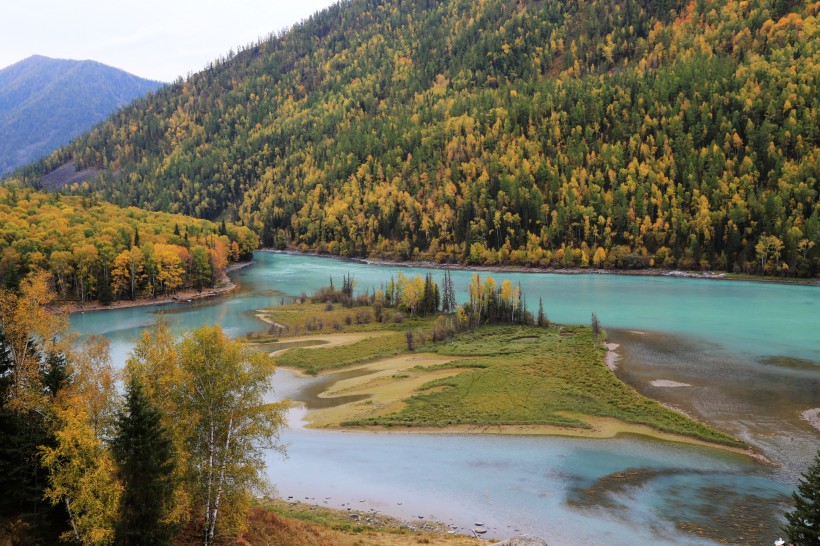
[604,342,620,371]
[259,249,819,286]
[55,261,253,315]
[315,417,762,459]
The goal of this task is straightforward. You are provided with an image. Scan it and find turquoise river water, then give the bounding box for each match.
[70,252,819,545]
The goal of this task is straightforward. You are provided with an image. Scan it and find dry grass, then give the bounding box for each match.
[234,501,485,546]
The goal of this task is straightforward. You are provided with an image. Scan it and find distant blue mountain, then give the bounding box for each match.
[0,55,163,175]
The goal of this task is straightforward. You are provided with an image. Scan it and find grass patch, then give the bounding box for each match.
[254,499,483,545]
[275,332,408,375]
[262,304,743,447]
[360,326,741,447]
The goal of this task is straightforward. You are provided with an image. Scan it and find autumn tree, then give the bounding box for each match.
[175,326,286,546]
[111,247,145,300]
[0,269,67,411]
[126,322,286,545]
[40,401,122,546]
[40,334,121,546]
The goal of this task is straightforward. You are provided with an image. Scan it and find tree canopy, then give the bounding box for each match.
[14,0,819,276]
[0,187,257,300]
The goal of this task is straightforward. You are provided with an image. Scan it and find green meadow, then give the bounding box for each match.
[260,304,743,448]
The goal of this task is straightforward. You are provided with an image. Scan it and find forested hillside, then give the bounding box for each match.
[19,0,820,276]
[0,187,256,301]
[0,56,163,175]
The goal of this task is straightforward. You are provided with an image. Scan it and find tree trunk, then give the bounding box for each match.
[205,414,234,546]
[64,497,80,542]
[203,423,215,546]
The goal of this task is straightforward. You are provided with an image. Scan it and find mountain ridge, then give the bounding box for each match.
[0,55,163,175]
[14,0,820,277]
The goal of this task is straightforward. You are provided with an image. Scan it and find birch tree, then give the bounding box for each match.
[176,326,286,546]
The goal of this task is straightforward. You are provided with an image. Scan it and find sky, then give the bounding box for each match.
[0,0,339,82]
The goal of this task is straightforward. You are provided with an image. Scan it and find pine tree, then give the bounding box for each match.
[440,272,450,313]
[423,273,434,315]
[784,450,820,545]
[537,298,548,327]
[446,270,457,313]
[112,377,177,546]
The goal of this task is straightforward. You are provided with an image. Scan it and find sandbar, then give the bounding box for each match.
[268,331,394,359]
[650,379,692,388]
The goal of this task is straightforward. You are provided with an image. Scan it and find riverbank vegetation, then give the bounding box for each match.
[262,274,743,448]
[0,270,284,545]
[247,499,483,546]
[0,187,257,301]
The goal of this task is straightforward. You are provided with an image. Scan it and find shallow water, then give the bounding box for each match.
[70,252,819,544]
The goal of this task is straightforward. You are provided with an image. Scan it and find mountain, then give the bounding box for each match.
[17,0,820,277]
[0,55,163,175]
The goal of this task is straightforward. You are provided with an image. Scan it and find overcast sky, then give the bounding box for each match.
[1,0,339,82]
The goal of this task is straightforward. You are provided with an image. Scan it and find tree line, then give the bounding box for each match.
[0,270,284,545]
[313,269,541,333]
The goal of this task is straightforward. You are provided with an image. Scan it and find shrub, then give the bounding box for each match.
[431,316,455,342]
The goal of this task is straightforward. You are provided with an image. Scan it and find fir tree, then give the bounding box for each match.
[112,377,177,546]
[133,227,140,247]
[537,298,548,327]
[423,273,434,315]
[784,450,820,545]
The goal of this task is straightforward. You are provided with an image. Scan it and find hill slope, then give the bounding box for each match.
[19,0,820,276]
[0,55,163,175]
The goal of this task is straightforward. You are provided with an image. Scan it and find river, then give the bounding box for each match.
[70,252,820,545]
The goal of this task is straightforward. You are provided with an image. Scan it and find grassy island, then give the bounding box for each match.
[254,272,744,451]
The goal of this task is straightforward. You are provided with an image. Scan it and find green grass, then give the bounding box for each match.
[352,326,743,447]
[275,332,408,375]
[261,303,743,447]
